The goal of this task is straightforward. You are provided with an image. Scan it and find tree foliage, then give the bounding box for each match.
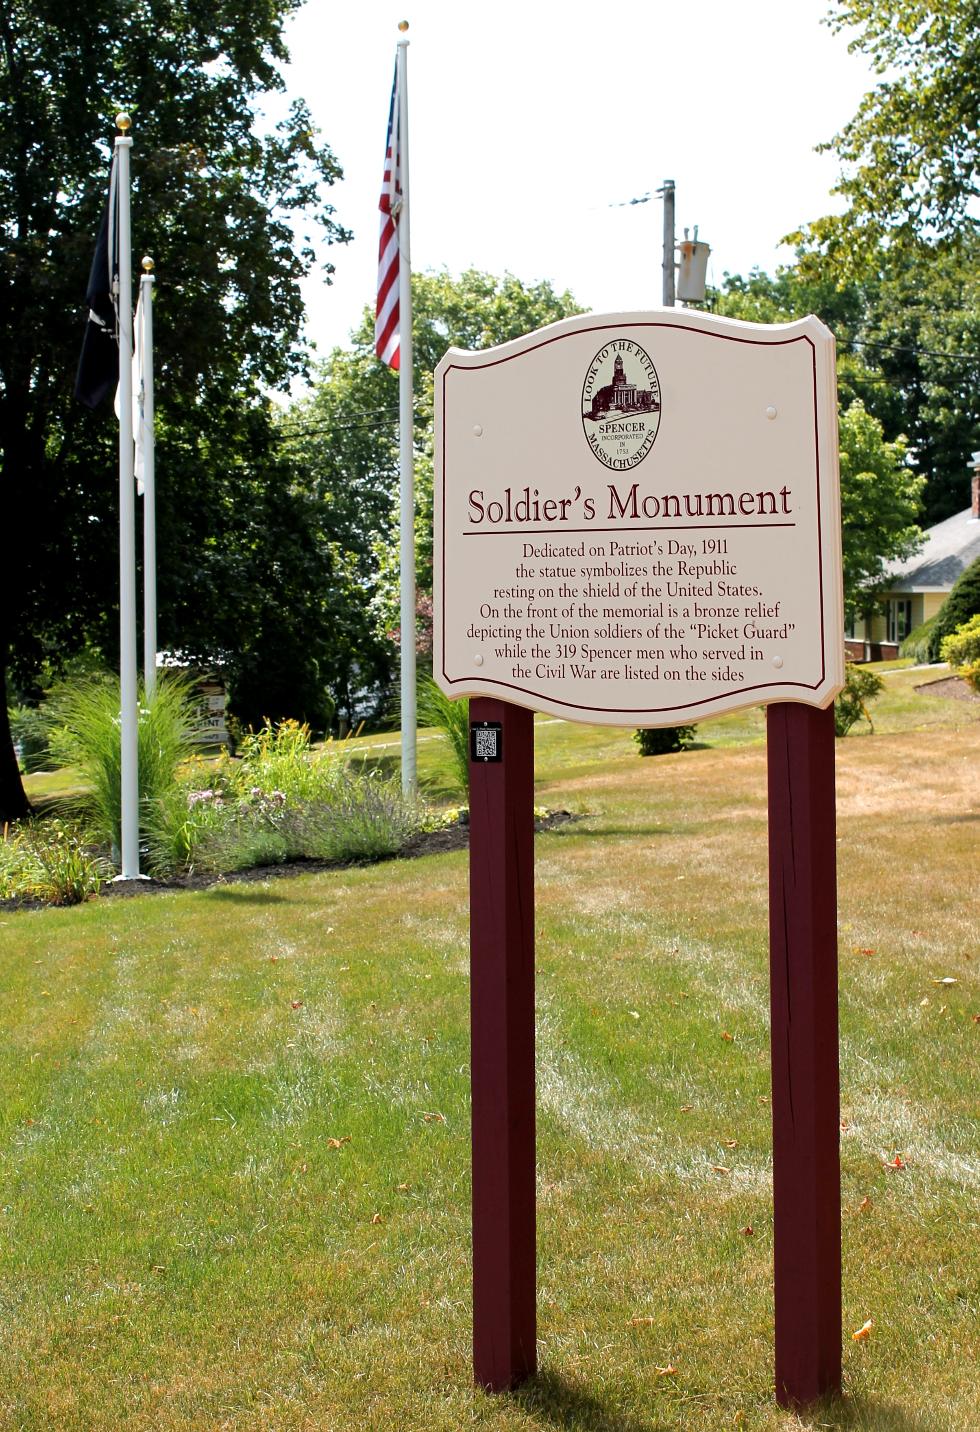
[709,256,977,527]
[287,269,583,670]
[837,401,923,618]
[0,1,348,820]
[797,0,980,267]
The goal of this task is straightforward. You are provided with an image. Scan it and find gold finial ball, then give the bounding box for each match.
[398,20,409,31]
[116,112,132,132]
[142,256,154,273]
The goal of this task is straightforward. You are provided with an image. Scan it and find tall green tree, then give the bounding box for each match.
[799,0,980,267]
[710,257,977,526]
[0,1,348,820]
[281,269,584,686]
[837,401,924,621]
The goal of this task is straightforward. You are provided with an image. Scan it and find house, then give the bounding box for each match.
[845,452,980,661]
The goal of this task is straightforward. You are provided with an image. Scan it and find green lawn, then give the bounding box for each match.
[5,676,978,1431]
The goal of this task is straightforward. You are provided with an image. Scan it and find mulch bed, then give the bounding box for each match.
[913,675,980,704]
[2,810,577,911]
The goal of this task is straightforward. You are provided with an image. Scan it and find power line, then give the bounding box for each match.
[842,335,980,366]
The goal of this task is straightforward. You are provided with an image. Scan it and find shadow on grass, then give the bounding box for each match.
[511,1378,937,1432]
[511,1369,664,1432]
[798,1394,939,1432]
[202,886,288,904]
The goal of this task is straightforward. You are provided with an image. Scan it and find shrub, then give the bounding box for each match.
[416,676,469,795]
[940,614,980,692]
[0,819,107,905]
[46,673,201,858]
[633,725,696,756]
[899,614,938,665]
[148,718,429,875]
[234,719,347,805]
[834,661,884,736]
[288,773,426,862]
[929,556,980,659]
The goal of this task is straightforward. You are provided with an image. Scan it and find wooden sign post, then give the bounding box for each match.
[434,309,845,1405]
[468,698,537,1389]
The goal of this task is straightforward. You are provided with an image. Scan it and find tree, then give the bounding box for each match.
[0,2,348,820]
[709,257,979,526]
[284,269,583,683]
[797,0,980,268]
[837,400,924,622]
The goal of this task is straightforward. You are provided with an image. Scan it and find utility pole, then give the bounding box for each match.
[660,178,675,307]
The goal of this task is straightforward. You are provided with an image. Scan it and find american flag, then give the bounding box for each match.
[375,64,402,371]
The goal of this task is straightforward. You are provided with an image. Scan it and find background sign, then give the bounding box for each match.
[434,310,844,727]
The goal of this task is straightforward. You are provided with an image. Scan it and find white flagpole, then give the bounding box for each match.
[114,113,141,879]
[139,257,157,698]
[397,31,416,795]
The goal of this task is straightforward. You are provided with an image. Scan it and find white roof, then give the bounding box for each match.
[883,508,980,592]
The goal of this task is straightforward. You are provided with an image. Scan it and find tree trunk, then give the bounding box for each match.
[0,651,31,824]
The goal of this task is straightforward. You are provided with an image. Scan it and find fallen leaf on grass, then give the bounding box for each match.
[851,1318,874,1342]
[629,1316,656,1326]
[720,1030,734,1041]
[855,948,876,956]
[655,1364,678,1377]
[840,1119,851,1131]
[371,1213,383,1225]
[711,1164,732,1175]
[972,1014,980,1023]
[422,1111,446,1123]
[740,1225,754,1237]
[724,1139,739,1149]
[883,1155,907,1171]
[679,1104,694,1112]
[397,1182,410,1191]
[327,1136,351,1149]
[290,1000,303,1010]
[859,1196,873,1213]
[920,997,931,1007]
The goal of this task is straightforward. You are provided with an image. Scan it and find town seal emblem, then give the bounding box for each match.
[581,340,661,471]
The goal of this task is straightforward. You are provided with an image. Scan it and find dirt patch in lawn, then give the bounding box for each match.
[914,675,980,703]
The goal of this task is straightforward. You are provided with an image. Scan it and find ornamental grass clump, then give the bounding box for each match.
[46,672,201,859]
[417,675,469,795]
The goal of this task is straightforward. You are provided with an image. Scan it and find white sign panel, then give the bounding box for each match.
[434,310,844,727]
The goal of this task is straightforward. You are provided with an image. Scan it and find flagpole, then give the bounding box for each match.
[139,257,157,698]
[114,114,141,879]
[397,28,416,795]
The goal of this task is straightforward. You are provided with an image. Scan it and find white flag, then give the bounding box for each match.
[111,288,145,493]
[133,286,146,496]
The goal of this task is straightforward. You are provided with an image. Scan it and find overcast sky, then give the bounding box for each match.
[278,0,878,371]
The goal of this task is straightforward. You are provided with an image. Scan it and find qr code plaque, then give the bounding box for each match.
[470,722,502,763]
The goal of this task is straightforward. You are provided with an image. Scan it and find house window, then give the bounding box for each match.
[887,598,913,644]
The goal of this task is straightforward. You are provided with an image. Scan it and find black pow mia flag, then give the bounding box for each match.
[74,155,119,408]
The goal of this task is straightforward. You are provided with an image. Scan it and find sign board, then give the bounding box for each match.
[434,310,844,726]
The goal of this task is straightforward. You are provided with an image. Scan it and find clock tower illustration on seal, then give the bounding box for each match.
[581,341,661,471]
